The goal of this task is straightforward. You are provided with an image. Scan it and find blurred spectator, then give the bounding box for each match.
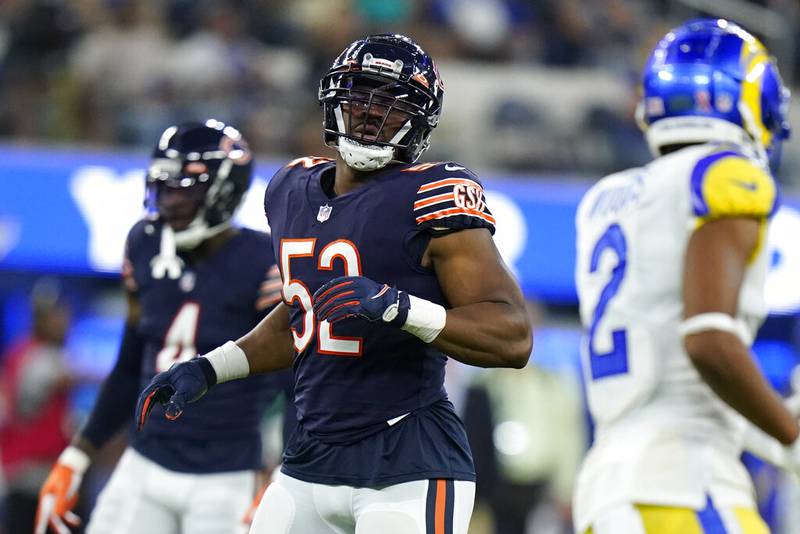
[0,0,796,182]
[485,98,572,172]
[355,0,416,31]
[168,1,312,155]
[69,0,172,145]
[464,302,586,534]
[169,4,261,121]
[0,278,76,534]
[286,0,361,83]
[573,70,650,175]
[0,0,83,139]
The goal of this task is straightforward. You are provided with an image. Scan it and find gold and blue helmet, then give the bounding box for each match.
[637,18,790,170]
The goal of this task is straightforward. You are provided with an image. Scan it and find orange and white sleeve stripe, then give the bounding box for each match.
[414,177,496,230]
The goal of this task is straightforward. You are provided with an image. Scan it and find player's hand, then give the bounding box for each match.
[135,357,216,430]
[312,275,410,325]
[35,446,90,534]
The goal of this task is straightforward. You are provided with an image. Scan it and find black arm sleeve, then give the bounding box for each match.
[463,384,500,500]
[80,322,144,450]
[279,369,297,451]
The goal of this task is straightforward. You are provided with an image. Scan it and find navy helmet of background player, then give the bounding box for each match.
[136,35,532,534]
[35,120,292,534]
[145,119,253,270]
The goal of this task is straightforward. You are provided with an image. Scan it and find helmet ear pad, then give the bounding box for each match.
[398,123,432,163]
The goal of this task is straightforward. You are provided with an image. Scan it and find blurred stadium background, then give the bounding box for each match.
[1,0,799,533]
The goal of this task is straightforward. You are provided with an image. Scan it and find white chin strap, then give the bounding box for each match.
[338,137,395,171]
[173,213,231,250]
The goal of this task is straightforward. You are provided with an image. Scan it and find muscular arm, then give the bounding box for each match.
[74,290,144,459]
[425,228,532,368]
[236,302,295,374]
[683,218,798,444]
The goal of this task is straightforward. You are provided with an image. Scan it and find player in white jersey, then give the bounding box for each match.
[574,18,794,534]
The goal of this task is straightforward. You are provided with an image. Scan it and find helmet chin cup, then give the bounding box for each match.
[173,220,208,250]
[338,137,395,171]
[172,213,231,250]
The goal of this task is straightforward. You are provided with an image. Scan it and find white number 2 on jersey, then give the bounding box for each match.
[155,302,200,372]
[280,238,363,356]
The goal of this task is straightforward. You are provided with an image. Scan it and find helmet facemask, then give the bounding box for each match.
[319,35,444,171]
[322,73,438,171]
[146,156,230,249]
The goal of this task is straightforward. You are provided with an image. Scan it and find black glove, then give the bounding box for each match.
[135,358,216,430]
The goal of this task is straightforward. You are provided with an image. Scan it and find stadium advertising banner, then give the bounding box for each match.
[1,145,799,314]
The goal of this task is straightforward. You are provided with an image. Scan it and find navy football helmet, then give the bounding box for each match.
[637,18,791,169]
[146,120,253,249]
[319,34,444,171]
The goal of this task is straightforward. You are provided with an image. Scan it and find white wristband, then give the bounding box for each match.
[401,294,447,343]
[58,445,91,474]
[203,341,250,384]
[677,312,752,345]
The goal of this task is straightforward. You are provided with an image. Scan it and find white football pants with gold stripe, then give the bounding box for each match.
[251,471,475,534]
[86,448,256,534]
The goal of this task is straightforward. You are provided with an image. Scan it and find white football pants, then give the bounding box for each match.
[251,471,475,534]
[86,447,256,534]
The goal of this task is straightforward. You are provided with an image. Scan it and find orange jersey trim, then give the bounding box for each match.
[416,207,496,225]
[417,177,483,194]
[401,162,442,172]
[413,192,455,210]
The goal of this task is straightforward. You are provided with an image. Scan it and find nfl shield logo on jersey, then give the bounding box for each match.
[179,271,195,293]
[317,204,333,222]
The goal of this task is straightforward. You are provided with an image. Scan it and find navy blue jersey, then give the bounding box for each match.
[124,220,292,473]
[265,157,495,486]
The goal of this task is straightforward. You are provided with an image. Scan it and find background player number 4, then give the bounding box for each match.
[155,302,201,372]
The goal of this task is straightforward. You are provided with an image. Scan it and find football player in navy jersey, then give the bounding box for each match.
[35,120,295,534]
[136,35,533,534]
